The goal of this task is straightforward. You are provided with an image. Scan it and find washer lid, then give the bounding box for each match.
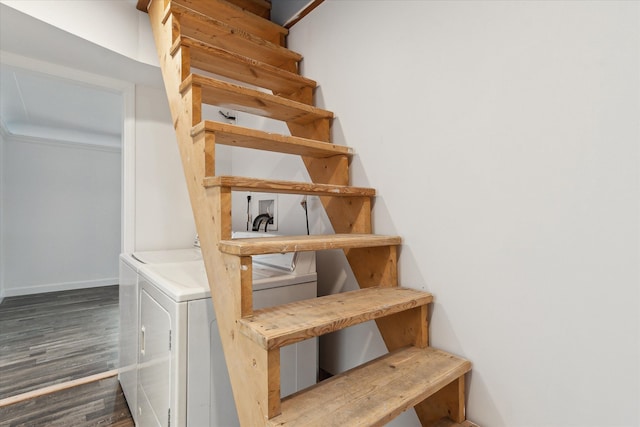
[132,248,202,264]
[139,260,316,302]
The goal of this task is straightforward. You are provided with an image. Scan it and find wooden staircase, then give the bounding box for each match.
[137,0,473,425]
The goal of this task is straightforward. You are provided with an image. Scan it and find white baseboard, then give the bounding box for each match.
[3,278,119,298]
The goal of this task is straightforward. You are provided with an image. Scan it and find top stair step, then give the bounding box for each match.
[267,346,472,427]
[219,234,401,256]
[168,2,300,73]
[172,0,287,46]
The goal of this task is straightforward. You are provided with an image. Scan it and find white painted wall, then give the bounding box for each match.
[230,114,319,235]
[1,135,121,296]
[282,1,639,426]
[0,0,157,68]
[134,84,197,251]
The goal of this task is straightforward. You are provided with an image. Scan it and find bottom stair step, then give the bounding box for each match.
[267,346,471,427]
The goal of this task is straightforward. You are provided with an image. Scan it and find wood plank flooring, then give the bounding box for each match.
[0,375,133,427]
[0,286,119,399]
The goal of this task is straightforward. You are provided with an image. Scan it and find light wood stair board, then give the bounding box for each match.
[416,374,466,425]
[173,0,286,46]
[226,0,271,19]
[173,36,315,102]
[203,176,375,197]
[136,0,150,11]
[267,346,472,427]
[192,121,352,158]
[168,2,300,72]
[219,234,401,256]
[239,287,433,350]
[183,73,333,125]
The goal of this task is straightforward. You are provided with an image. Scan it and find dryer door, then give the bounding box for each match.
[139,286,172,427]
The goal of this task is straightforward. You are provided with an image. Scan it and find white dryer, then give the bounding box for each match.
[118,249,203,425]
[134,250,318,427]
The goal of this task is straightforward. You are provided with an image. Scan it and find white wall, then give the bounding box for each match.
[283,1,639,426]
[1,134,121,296]
[230,114,320,235]
[0,0,157,69]
[134,84,197,251]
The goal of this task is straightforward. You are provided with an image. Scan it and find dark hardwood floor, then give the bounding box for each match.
[0,286,135,425]
[0,286,120,399]
[0,375,133,427]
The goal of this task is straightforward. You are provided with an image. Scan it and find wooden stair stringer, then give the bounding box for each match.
[146,1,280,424]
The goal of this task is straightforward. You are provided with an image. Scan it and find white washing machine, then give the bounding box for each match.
[119,248,203,425]
[132,249,318,427]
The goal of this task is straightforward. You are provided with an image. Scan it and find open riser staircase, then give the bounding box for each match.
[137,0,474,425]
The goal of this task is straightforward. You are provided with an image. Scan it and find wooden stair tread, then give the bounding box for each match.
[203,176,375,197]
[182,74,333,125]
[174,36,315,99]
[192,121,352,158]
[136,0,150,11]
[267,346,472,427]
[240,287,433,350]
[168,3,300,72]
[218,234,401,256]
[172,0,286,46]
[225,0,271,19]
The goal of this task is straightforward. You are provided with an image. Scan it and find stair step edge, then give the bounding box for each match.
[192,121,353,158]
[203,176,375,197]
[218,234,401,256]
[239,286,433,350]
[267,346,472,427]
[181,74,333,125]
